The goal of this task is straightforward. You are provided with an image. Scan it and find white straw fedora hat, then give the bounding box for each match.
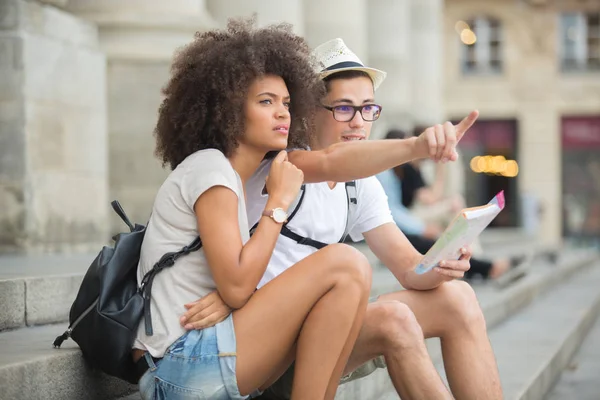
[312,38,387,90]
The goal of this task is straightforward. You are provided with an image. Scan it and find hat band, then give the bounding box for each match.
[323,61,364,72]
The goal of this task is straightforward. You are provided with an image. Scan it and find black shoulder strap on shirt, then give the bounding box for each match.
[338,181,358,243]
[250,181,359,250]
[277,184,330,249]
[277,181,358,250]
[249,184,306,236]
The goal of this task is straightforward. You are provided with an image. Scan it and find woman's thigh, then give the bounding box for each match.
[232,243,370,394]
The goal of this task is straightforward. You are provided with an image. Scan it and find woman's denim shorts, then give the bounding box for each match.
[139,314,248,400]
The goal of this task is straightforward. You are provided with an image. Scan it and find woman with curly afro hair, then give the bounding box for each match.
[133,19,371,400]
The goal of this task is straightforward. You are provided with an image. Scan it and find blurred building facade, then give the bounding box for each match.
[0,0,598,253]
[444,0,600,245]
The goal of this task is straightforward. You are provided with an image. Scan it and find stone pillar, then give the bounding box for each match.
[410,0,445,125]
[409,0,445,126]
[513,8,562,244]
[518,104,561,243]
[303,0,367,60]
[36,0,69,8]
[367,0,412,138]
[66,0,216,232]
[207,0,304,35]
[0,0,108,253]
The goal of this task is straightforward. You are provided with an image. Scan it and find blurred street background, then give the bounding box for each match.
[0,1,599,399]
[2,0,599,252]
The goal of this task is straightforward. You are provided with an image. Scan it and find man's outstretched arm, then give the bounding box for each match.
[289,110,478,183]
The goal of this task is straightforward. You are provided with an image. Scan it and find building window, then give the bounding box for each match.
[460,17,503,75]
[561,117,600,243]
[560,12,600,72]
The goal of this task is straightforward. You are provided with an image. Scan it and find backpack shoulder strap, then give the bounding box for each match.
[251,182,356,250]
[280,225,328,249]
[140,236,201,335]
[339,181,358,243]
[286,184,306,224]
[250,184,329,250]
[278,185,327,249]
[250,184,306,235]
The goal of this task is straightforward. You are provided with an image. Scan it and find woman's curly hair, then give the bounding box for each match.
[155,18,325,170]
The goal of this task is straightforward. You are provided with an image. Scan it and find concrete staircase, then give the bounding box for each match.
[546,309,600,400]
[0,231,598,400]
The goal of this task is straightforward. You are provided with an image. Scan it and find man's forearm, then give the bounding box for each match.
[431,163,447,199]
[401,269,446,291]
[290,137,427,183]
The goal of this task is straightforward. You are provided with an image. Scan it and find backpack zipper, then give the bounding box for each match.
[53,298,99,348]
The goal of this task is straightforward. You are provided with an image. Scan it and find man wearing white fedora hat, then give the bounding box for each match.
[181,38,502,400]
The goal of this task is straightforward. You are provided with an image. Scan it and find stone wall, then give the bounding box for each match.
[66,0,215,233]
[0,0,108,252]
[106,59,171,228]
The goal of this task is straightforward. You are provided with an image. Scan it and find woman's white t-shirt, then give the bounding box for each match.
[134,149,249,358]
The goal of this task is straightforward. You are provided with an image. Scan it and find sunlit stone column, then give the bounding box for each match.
[367,0,413,137]
[303,0,367,60]
[208,0,304,35]
[409,0,444,125]
[67,0,216,231]
[0,0,108,252]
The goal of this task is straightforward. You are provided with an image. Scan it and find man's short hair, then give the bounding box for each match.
[322,70,373,91]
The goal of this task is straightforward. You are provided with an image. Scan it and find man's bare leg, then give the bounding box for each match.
[343,301,452,400]
[346,280,502,400]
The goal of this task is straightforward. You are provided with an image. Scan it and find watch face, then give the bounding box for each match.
[272,208,288,223]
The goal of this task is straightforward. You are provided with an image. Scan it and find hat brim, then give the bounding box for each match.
[319,66,387,90]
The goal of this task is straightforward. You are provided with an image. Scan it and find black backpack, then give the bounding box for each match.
[53,201,201,383]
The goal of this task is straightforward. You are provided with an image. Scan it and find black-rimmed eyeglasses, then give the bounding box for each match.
[322,104,382,122]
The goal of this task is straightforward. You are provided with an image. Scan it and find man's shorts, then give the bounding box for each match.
[256,296,387,399]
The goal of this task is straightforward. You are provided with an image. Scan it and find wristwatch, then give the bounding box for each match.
[262,207,288,224]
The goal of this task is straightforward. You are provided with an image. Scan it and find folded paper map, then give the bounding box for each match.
[415,191,506,275]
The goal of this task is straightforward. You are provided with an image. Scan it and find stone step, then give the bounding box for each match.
[545,307,600,399]
[2,249,596,400]
[0,236,544,332]
[498,261,600,399]
[477,249,598,330]
[479,227,534,248]
[118,250,599,400]
[0,324,137,400]
[0,253,93,331]
[477,229,561,262]
[424,248,598,364]
[424,249,600,399]
[311,249,599,400]
[0,252,399,333]
[433,260,600,400]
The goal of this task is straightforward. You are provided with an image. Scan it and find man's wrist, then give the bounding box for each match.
[408,269,445,290]
[407,136,428,160]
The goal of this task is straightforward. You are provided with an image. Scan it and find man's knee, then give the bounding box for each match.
[438,280,486,330]
[328,244,372,283]
[372,301,423,351]
[321,244,372,293]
